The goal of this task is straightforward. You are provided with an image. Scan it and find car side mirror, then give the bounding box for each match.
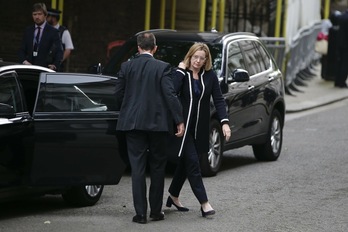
[229,69,250,83]
[0,103,15,118]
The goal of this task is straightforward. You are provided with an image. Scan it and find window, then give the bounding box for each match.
[36,74,118,112]
[255,42,271,71]
[226,42,246,78]
[0,73,24,114]
[238,40,263,76]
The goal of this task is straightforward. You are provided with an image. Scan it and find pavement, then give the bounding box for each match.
[284,63,348,113]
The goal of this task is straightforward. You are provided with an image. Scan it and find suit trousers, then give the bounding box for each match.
[335,48,348,87]
[168,133,208,204]
[126,130,168,216]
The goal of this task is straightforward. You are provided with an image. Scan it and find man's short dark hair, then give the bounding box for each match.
[137,33,156,51]
[32,3,48,16]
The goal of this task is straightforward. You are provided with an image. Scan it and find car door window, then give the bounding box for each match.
[0,72,24,114]
[254,41,271,71]
[36,74,118,112]
[238,40,263,76]
[226,42,246,79]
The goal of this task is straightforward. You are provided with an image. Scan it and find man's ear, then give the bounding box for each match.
[152,45,158,54]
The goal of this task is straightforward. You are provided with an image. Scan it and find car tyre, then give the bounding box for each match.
[200,119,223,177]
[253,109,283,161]
[62,185,104,207]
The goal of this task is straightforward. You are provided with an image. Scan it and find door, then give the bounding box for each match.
[239,40,282,136]
[224,40,258,142]
[0,71,33,186]
[30,73,126,186]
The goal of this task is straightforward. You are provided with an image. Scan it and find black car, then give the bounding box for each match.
[0,64,126,205]
[99,29,286,176]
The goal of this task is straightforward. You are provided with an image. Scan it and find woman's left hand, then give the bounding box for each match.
[222,124,231,141]
[178,61,186,69]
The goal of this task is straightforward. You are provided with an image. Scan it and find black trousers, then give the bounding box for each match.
[126,130,168,216]
[335,49,348,87]
[168,133,208,204]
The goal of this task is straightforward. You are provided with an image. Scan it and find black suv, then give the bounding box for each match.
[101,29,286,176]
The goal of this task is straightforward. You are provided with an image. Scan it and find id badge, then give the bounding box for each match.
[33,51,38,57]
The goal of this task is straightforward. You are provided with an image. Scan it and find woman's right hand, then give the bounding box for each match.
[222,124,231,141]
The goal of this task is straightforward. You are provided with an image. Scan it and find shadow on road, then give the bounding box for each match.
[0,195,69,220]
[219,154,258,173]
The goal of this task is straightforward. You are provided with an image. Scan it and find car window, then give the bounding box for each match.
[15,69,46,115]
[0,72,24,114]
[155,42,190,64]
[238,40,263,76]
[254,41,271,71]
[105,40,223,77]
[226,42,246,78]
[103,41,138,76]
[36,74,119,112]
[155,42,222,74]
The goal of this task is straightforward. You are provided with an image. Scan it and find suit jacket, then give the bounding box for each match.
[115,53,183,133]
[18,22,63,69]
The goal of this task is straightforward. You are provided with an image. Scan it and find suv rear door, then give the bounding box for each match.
[239,39,283,137]
[31,73,125,186]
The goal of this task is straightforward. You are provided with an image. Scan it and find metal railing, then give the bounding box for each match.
[260,37,286,71]
[284,21,322,90]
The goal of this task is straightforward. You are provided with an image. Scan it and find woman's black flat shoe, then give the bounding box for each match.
[166,196,189,212]
[200,207,215,217]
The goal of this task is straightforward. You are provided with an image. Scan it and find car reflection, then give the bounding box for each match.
[38,84,108,112]
[73,85,107,111]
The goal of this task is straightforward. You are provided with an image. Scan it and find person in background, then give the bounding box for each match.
[47,8,74,71]
[335,9,348,88]
[317,17,332,80]
[325,10,341,81]
[18,3,63,70]
[166,43,231,218]
[115,32,185,224]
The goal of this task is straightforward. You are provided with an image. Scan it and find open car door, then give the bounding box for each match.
[30,72,125,186]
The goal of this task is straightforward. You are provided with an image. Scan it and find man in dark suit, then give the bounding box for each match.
[18,3,63,71]
[115,32,185,224]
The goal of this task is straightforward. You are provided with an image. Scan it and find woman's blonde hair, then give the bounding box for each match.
[182,43,212,71]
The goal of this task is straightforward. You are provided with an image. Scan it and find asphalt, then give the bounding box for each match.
[284,63,348,113]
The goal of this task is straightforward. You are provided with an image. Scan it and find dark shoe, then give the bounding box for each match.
[150,212,165,221]
[335,83,348,88]
[166,196,189,211]
[132,215,147,224]
[200,207,215,217]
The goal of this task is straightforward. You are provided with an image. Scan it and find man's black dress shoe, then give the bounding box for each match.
[200,207,215,217]
[132,215,147,224]
[166,196,189,211]
[149,212,165,221]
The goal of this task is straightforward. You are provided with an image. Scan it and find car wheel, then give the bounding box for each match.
[200,120,223,177]
[253,109,283,161]
[62,185,104,207]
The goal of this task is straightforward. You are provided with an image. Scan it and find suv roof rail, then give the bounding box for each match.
[221,31,256,40]
[135,29,177,36]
